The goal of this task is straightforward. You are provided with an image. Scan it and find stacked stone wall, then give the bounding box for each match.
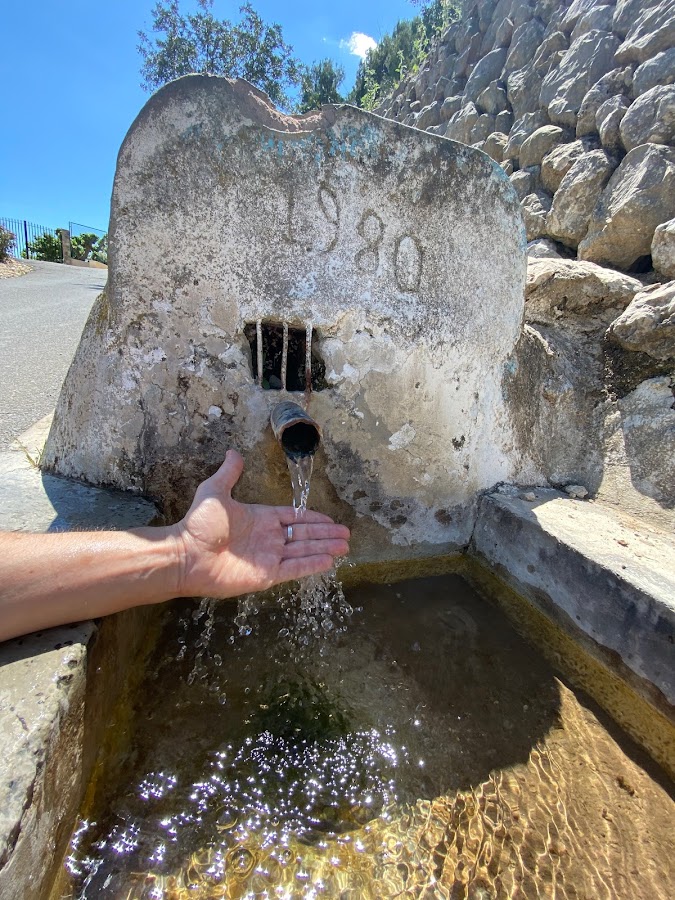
[375,0,675,276]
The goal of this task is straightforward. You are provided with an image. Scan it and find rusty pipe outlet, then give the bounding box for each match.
[270,401,322,459]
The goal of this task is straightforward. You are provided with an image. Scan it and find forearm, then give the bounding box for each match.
[0,528,182,643]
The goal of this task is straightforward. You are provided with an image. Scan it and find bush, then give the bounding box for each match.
[0,226,15,262]
[23,230,63,262]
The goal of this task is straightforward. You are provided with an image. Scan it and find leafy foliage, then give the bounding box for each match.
[138,0,300,108]
[349,0,460,110]
[297,59,345,113]
[71,232,108,263]
[23,230,63,263]
[0,226,15,262]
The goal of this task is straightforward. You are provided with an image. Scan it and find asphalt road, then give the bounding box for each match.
[0,260,104,448]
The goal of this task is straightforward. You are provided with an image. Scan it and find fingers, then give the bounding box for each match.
[283,537,350,560]
[277,507,338,526]
[285,522,351,542]
[209,449,244,494]
[277,554,337,583]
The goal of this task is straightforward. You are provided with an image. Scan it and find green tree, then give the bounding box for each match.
[297,59,345,113]
[138,0,300,108]
[23,231,63,263]
[349,0,461,109]
[70,233,99,262]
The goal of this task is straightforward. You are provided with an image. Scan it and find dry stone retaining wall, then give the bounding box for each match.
[375,0,675,277]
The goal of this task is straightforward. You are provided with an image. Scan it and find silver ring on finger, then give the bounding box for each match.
[286,524,294,543]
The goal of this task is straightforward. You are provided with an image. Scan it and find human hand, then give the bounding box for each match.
[172,450,350,599]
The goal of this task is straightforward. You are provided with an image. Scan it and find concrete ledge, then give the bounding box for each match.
[0,417,158,899]
[470,488,675,715]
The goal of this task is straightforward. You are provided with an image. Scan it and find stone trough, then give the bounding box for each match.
[0,78,673,898]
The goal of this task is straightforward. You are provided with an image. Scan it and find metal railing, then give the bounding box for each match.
[0,217,61,260]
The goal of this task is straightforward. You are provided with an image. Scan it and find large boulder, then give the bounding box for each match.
[477,79,508,115]
[483,131,509,162]
[464,47,509,102]
[440,95,463,122]
[519,125,571,168]
[416,101,442,130]
[525,258,642,324]
[532,30,570,76]
[579,143,675,270]
[503,110,549,160]
[526,238,567,259]
[510,167,539,200]
[596,95,630,151]
[445,102,480,143]
[607,281,675,359]
[540,30,622,126]
[541,137,598,193]
[652,218,675,278]
[546,149,619,248]
[576,67,634,137]
[522,191,553,241]
[471,113,496,143]
[614,0,675,65]
[619,85,675,151]
[507,64,544,121]
[504,19,546,76]
[616,376,675,508]
[633,48,675,96]
[570,3,616,41]
[560,0,613,36]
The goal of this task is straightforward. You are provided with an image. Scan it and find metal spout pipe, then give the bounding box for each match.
[270,401,322,459]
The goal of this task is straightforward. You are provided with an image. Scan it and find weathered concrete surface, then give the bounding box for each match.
[0,418,158,900]
[44,76,527,564]
[470,488,675,717]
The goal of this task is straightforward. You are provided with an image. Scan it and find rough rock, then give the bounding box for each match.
[496,109,514,133]
[547,149,619,248]
[607,281,675,358]
[510,0,536,30]
[533,30,570,75]
[561,0,613,35]
[576,67,634,137]
[484,130,509,161]
[522,191,553,240]
[445,102,479,142]
[652,218,675,278]
[477,79,508,114]
[464,47,509,101]
[416,101,442,130]
[541,138,597,193]
[482,0,517,52]
[579,143,675,269]
[616,376,675,510]
[570,4,616,42]
[540,30,622,126]
[504,110,549,160]
[507,64,544,120]
[494,16,514,48]
[619,85,675,151]
[510,168,538,200]
[633,48,675,96]
[520,125,570,168]
[471,113,497,143]
[526,258,643,323]
[596,94,630,150]
[504,19,546,76]
[527,238,567,258]
[440,95,463,122]
[614,0,675,64]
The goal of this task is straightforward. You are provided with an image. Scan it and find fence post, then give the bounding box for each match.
[23,221,30,259]
[59,229,72,265]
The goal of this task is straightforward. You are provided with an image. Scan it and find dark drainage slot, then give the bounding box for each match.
[244,321,327,391]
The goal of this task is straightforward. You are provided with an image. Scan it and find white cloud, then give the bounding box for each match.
[340,32,377,60]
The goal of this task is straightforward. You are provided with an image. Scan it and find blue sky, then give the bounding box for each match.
[0,0,415,234]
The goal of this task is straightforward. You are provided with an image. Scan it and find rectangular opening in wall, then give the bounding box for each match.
[244,321,327,391]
